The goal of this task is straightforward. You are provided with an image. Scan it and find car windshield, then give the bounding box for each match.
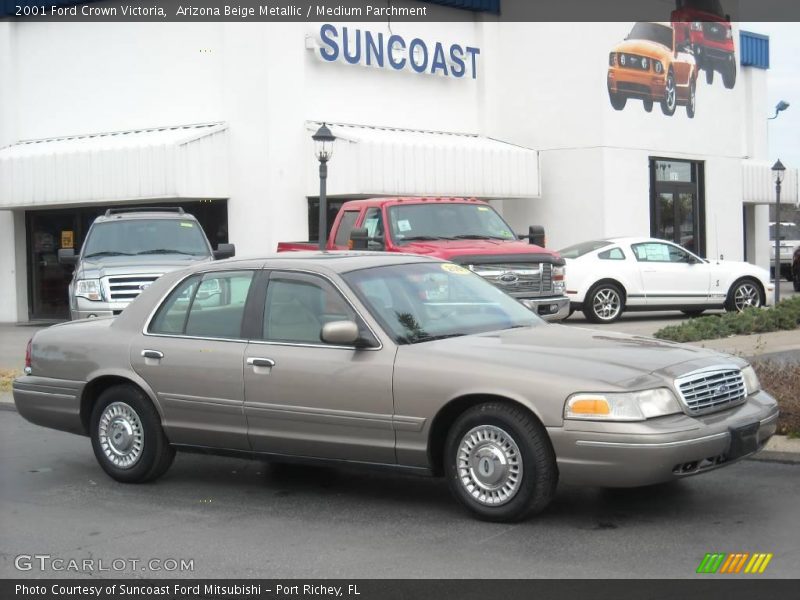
[558,240,611,258]
[628,22,673,49]
[387,203,517,244]
[769,224,800,240]
[680,0,725,17]
[82,219,211,258]
[343,262,542,344]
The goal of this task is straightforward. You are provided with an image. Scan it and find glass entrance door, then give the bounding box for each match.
[27,210,78,320]
[654,190,699,254]
[650,158,705,256]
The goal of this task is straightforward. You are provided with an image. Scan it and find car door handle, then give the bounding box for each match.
[247,357,275,368]
[141,350,164,360]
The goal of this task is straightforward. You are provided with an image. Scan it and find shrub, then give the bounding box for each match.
[752,361,800,436]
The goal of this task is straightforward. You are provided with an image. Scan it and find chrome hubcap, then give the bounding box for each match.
[734,283,760,311]
[457,425,523,506]
[666,76,675,109]
[593,288,621,320]
[98,402,144,469]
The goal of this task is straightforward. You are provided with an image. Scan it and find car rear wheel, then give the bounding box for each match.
[643,99,653,112]
[725,278,763,312]
[90,384,175,483]
[661,69,677,116]
[583,282,625,323]
[445,402,557,522]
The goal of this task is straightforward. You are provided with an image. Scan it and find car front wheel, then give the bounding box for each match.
[90,384,175,483]
[725,278,763,312]
[661,69,677,116]
[609,90,627,111]
[583,282,625,323]
[445,402,557,522]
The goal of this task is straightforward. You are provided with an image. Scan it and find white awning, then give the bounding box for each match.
[307,122,540,199]
[0,123,229,208]
[742,160,799,205]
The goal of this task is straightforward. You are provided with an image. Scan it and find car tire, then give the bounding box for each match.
[724,278,763,312]
[609,91,627,111]
[583,282,625,323]
[661,69,677,116]
[643,99,653,112]
[681,309,705,317]
[444,402,557,522]
[686,79,696,118]
[722,62,736,89]
[90,384,175,483]
[705,68,714,85]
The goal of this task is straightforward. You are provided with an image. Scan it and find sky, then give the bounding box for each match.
[746,22,800,171]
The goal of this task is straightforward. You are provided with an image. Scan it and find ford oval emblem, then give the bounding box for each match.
[715,384,729,395]
[499,272,519,284]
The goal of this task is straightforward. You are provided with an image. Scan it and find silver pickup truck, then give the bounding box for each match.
[58,207,235,320]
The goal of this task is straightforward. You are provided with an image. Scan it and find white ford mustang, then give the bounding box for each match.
[560,237,774,323]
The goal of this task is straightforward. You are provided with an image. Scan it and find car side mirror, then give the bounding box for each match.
[527,225,546,247]
[213,243,236,260]
[684,254,698,264]
[350,228,369,250]
[320,320,361,346]
[58,248,77,265]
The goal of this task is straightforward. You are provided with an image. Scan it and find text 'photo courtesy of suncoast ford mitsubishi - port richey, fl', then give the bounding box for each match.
[1,0,799,597]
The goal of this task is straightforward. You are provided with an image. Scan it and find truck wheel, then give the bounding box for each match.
[583,282,625,323]
[705,68,714,85]
[90,384,175,483]
[660,69,677,116]
[445,402,557,522]
[722,62,736,89]
[686,80,696,118]
[724,278,763,312]
[609,91,627,111]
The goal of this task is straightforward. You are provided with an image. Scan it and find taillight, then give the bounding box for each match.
[24,338,32,375]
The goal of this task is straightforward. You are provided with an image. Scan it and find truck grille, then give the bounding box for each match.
[675,368,746,415]
[702,22,728,42]
[103,275,161,303]
[468,263,553,296]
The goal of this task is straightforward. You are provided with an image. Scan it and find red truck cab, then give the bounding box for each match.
[278,197,570,321]
[672,0,736,89]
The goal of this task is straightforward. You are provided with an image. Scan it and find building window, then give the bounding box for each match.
[649,158,706,257]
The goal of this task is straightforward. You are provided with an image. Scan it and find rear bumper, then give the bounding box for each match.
[548,390,779,487]
[517,296,571,322]
[12,375,86,435]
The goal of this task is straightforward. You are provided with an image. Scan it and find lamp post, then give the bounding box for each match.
[312,123,336,251]
[771,159,786,304]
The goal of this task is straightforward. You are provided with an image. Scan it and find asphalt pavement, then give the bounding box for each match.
[1,410,798,579]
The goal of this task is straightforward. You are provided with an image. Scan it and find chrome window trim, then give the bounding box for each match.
[142,267,384,351]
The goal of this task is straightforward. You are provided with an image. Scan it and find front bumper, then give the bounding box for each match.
[607,69,666,100]
[548,390,779,487]
[70,297,130,320]
[518,296,571,322]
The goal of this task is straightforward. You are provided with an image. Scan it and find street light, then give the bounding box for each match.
[771,159,786,304]
[312,123,336,251]
[768,100,790,120]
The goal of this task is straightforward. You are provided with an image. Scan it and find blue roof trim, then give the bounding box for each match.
[423,0,501,14]
[740,31,770,69]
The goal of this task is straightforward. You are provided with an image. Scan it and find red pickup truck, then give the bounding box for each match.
[672,0,736,89]
[277,197,570,321]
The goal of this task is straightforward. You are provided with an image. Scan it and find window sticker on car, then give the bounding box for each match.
[397,219,411,232]
[180,222,194,228]
[441,263,469,274]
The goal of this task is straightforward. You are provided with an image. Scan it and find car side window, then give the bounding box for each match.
[598,247,625,260]
[333,211,360,247]
[183,272,254,339]
[262,274,356,344]
[149,276,200,334]
[632,243,693,263]
[363,208,384,240]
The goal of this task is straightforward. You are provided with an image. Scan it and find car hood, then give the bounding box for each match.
[611,38,671,59]
[407,324,745,389]
[396,239,561,263]
[78,254,212,279]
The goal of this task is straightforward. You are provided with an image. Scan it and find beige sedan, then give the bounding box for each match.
[13,253,778,521]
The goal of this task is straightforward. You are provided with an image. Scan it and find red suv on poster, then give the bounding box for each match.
[672,0,737,89]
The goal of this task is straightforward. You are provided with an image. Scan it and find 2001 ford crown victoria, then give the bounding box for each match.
[13,253,779,521]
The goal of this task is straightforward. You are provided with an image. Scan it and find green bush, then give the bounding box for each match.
[654,297,800,343]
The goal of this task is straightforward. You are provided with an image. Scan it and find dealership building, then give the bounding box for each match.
[0,1,797,322]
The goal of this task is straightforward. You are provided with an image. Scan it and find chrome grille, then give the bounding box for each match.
[703,22,728,41]
[467,263,553,296]
[103,274,161,303]
[675,367,746,415]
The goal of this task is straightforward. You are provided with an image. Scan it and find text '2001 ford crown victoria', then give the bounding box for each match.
[14,253,778,521]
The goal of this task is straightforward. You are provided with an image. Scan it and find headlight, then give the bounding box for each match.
[609,52,616,67]
[691,21,703,31]
[564,388,681,421]
[741,365,761,395]
[620,54,626,66]
[641,57,648,70]
[553,265,565,293]
[654,61,664,74]
[75,279,103,301]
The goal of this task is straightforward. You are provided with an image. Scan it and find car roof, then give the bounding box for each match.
[603,236,679,245]
[94,209,198,223]
[340,197,488,209]
[192,251,441,275]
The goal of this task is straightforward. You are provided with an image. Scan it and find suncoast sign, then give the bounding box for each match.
[313,24,480,79]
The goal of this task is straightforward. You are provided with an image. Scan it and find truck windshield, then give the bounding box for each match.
[344,262,541,344]
[628,22,673,49]
[82,219,211,258]
[388,203,517,244]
